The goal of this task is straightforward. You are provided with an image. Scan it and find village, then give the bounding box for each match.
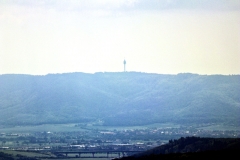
[1,124,239,153]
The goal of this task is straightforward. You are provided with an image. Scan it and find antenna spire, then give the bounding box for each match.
[123,59,126,72]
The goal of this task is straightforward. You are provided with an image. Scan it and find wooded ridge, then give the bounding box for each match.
[0,72,239,126]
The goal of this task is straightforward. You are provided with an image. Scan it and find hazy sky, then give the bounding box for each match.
[0,0,239,75]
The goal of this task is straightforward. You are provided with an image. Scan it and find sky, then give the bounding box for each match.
[0,0,239,75]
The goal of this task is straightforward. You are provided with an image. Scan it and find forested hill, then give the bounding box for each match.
[116,137,240,160]
[0,72,239,126]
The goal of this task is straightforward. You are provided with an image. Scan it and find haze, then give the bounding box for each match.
[0,0,239,75]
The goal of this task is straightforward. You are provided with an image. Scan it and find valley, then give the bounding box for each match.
[0,122,239,159]
[0,72,239,159]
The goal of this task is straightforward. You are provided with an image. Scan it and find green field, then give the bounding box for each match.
[0,150,115,160]
[0,123,83,133]
[0,122,238,134]
[0,150,120,160]
[197,124,240,131]
[0,123,180,133]
[0,150,55,159]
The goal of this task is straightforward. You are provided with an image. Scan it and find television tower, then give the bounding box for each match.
[123,59,126,72]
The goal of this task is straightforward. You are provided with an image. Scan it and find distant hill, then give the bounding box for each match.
[0,72,239,126]
[115,137,240,160]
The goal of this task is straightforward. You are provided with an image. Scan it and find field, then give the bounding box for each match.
[0,123,83,133]
[0,150,114,160]
[0,122,239,160]
[197,124,240,131]
[0,122,239,134]
[0,122,181,134]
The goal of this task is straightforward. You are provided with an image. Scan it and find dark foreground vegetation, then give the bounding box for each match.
[114,137,240,160]
[116,150,240,160]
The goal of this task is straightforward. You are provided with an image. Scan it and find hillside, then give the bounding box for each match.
[0,72,239,126]
[115,137,240,159]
